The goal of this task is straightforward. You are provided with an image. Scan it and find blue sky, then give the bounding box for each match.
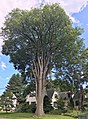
[72,4,88,46]
[0,0,88,95]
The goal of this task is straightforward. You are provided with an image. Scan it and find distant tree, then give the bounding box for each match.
[47,78,71,92]
[55,47,88,92]
[6,74,25,104]
[1,4,85,116]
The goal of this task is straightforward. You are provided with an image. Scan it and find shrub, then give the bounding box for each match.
[16,102,31,112]
[57,98,64,110]
[29,102,36,113]
[49,109,63,115]
[67,97,74,110]
[43,95,53,113]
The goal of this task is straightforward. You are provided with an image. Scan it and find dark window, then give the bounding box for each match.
[68,93,71,98]
[55,94,58,99]
[31,102,36,105]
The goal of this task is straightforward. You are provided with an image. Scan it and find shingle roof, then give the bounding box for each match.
[47,89,54,99]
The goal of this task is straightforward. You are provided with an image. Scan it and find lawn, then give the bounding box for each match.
[0,113,77,119]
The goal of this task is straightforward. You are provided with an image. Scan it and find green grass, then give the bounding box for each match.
[0,112,77,119]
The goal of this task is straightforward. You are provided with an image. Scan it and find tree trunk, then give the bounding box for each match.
[35,79,44,116]
[32,56,49,116]
[80,85,84,111]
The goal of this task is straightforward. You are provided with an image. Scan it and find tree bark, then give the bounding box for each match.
[80,85,84,111]
[35,79,44,116]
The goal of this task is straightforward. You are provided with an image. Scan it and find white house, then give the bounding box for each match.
[26,91,36,105]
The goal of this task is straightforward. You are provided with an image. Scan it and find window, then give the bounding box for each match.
[55,94,58,99]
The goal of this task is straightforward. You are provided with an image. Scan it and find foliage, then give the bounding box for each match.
[6,74,25,104]
[57,97,67,114]
[55,47,88,92]
[68,98,74,110]
[49,97,66,115]
[0,91,14,113]
[16,102,36,113]
[23,79,36,97]
[16,102,31,113]
[57,98,64,110]
[47,79,72,92]
[43,95,53,113]
[29,103,36,113]
[49,109,63,115]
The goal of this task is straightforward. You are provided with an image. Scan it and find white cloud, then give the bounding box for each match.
[46,0,88,14]
[6,77,10,80]
[69,16,80,23]
[0,0,88,53]
[1,61,7,70]
[0,0,87,27]
[46,0,88,23]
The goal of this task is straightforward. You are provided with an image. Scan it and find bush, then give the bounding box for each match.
[49,109,63,115]
[43,95,53,113]
[16,102,31,112]
[57,98,64,110]
[16,102,36,113]
[29,102,36,113]
[57,98,67,114]
[67,97,74,110]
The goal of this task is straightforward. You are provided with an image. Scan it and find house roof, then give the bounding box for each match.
[46,89,69,99]
[59,92,69,99]
[73,90,80,100]
[47,89,54,99]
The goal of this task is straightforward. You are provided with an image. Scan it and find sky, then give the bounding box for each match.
[0,0,88,95]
